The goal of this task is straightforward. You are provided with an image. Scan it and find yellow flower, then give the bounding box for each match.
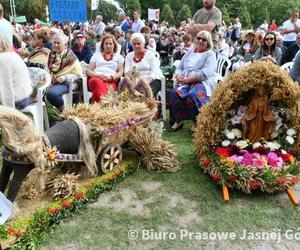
[44,146,59,167]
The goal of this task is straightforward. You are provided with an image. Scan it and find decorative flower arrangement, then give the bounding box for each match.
[201,101,300,193]
[195,61,300,194]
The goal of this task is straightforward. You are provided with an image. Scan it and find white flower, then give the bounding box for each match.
[287,128,296,137]
[236,140,248,148]
[226,131,235,140]
[252,142,262,149]
[230,116,242,125]
[286,136,295,145]
[281,149,287,154]
[275,117,283,128]
[222,140,231,146]
[231,128,242,138]
[266,141,281,150]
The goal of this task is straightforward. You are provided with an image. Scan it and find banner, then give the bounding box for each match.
[15,16,27,23]
[91,0,100,10]
[148,8,160,21]
[49,0,87,22]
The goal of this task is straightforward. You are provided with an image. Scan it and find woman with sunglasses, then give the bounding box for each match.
[253,31,282,64]
[169,30,217,132]
[86,34,124,103]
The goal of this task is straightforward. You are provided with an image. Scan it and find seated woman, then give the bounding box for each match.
[86,34,124,103]
[0,33,33,109]
[253,32,282,64]
[27,29,51,68]
[46,33,82,112]
[232,30,259,71]
[125,33,161,97]
[169,30,217,132]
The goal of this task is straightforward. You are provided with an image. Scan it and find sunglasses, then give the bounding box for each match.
[76,36,85,39]
[196,37,207,42]
[265,38,274,41]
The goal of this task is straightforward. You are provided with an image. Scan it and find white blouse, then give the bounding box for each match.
[90,53,124,76]
[125,50,160,81]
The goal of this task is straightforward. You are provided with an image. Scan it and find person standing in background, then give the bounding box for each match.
[282,11,300,49]
[0,4,13,45]
[186,0,222,51]
[132,10,145,33]
[95,15,106,36]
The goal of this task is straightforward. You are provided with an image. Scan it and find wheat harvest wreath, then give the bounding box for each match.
[195,61,300,206]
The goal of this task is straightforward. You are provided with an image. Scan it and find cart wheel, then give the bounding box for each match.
[100,144,123,173]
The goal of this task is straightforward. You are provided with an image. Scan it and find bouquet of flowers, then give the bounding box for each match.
[202,104,299,193]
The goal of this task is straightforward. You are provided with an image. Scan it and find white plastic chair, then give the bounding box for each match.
[216,56,232,82]
[154,52,167,121]
[156,70,167,121]
[80,61,92,104]
[21,67,51,132]
[280,62,294,73]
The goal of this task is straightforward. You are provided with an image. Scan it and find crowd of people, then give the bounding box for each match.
[0,0,300,132]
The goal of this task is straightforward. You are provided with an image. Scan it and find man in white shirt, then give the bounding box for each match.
[132,10,145,33]
[0,4,13,45]
[95,15,106,36]
[282,11,300,49]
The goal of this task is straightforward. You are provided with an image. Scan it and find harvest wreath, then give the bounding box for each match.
[195,61,300,205]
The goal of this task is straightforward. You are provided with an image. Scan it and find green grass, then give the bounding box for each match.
[10,122,300,249]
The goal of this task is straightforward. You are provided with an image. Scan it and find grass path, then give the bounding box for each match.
[39,124,300,249]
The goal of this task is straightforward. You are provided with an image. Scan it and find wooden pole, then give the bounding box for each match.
[286,188,299,207]
[222,184,229,202]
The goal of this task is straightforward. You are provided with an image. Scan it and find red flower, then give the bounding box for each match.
[215,147,232,157]
[7,226,14,235]
[201,158,211,168]
[48,207,60,214]
[211,174,221,182]
[73,192,85,200]
[291,177,298,186]
[250,181,260,190]
[276,177,286,185]
[289,151,298,157]
[14,231,22,238]
[281,154,292,164]
[7,227,22,238]
[60,200,72,208]
[227,175,237,182]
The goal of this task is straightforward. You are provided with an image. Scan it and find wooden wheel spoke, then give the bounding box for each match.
[103,160,110,170]
[100,144,123,173]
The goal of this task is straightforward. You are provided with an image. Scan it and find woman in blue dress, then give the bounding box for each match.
[170,30,217,132]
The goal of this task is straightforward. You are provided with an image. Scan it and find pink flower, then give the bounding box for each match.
[241,153,252,165]
[230,155,243,164]
[252,158,265,169]
[267,152,283,168]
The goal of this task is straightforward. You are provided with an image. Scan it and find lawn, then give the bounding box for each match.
[37,122,300,250]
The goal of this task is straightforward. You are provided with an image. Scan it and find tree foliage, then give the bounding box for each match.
[1,0,300,28]
[117,0,141,17]
[177,5,192,26]
[94,0,118,22]
[161,4,175,26]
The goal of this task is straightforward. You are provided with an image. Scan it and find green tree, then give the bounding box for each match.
[177,5,192,26]
[96,0,118,22]
[220,6,230,26]
[160,4,175,25]
[117,0,141,17]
